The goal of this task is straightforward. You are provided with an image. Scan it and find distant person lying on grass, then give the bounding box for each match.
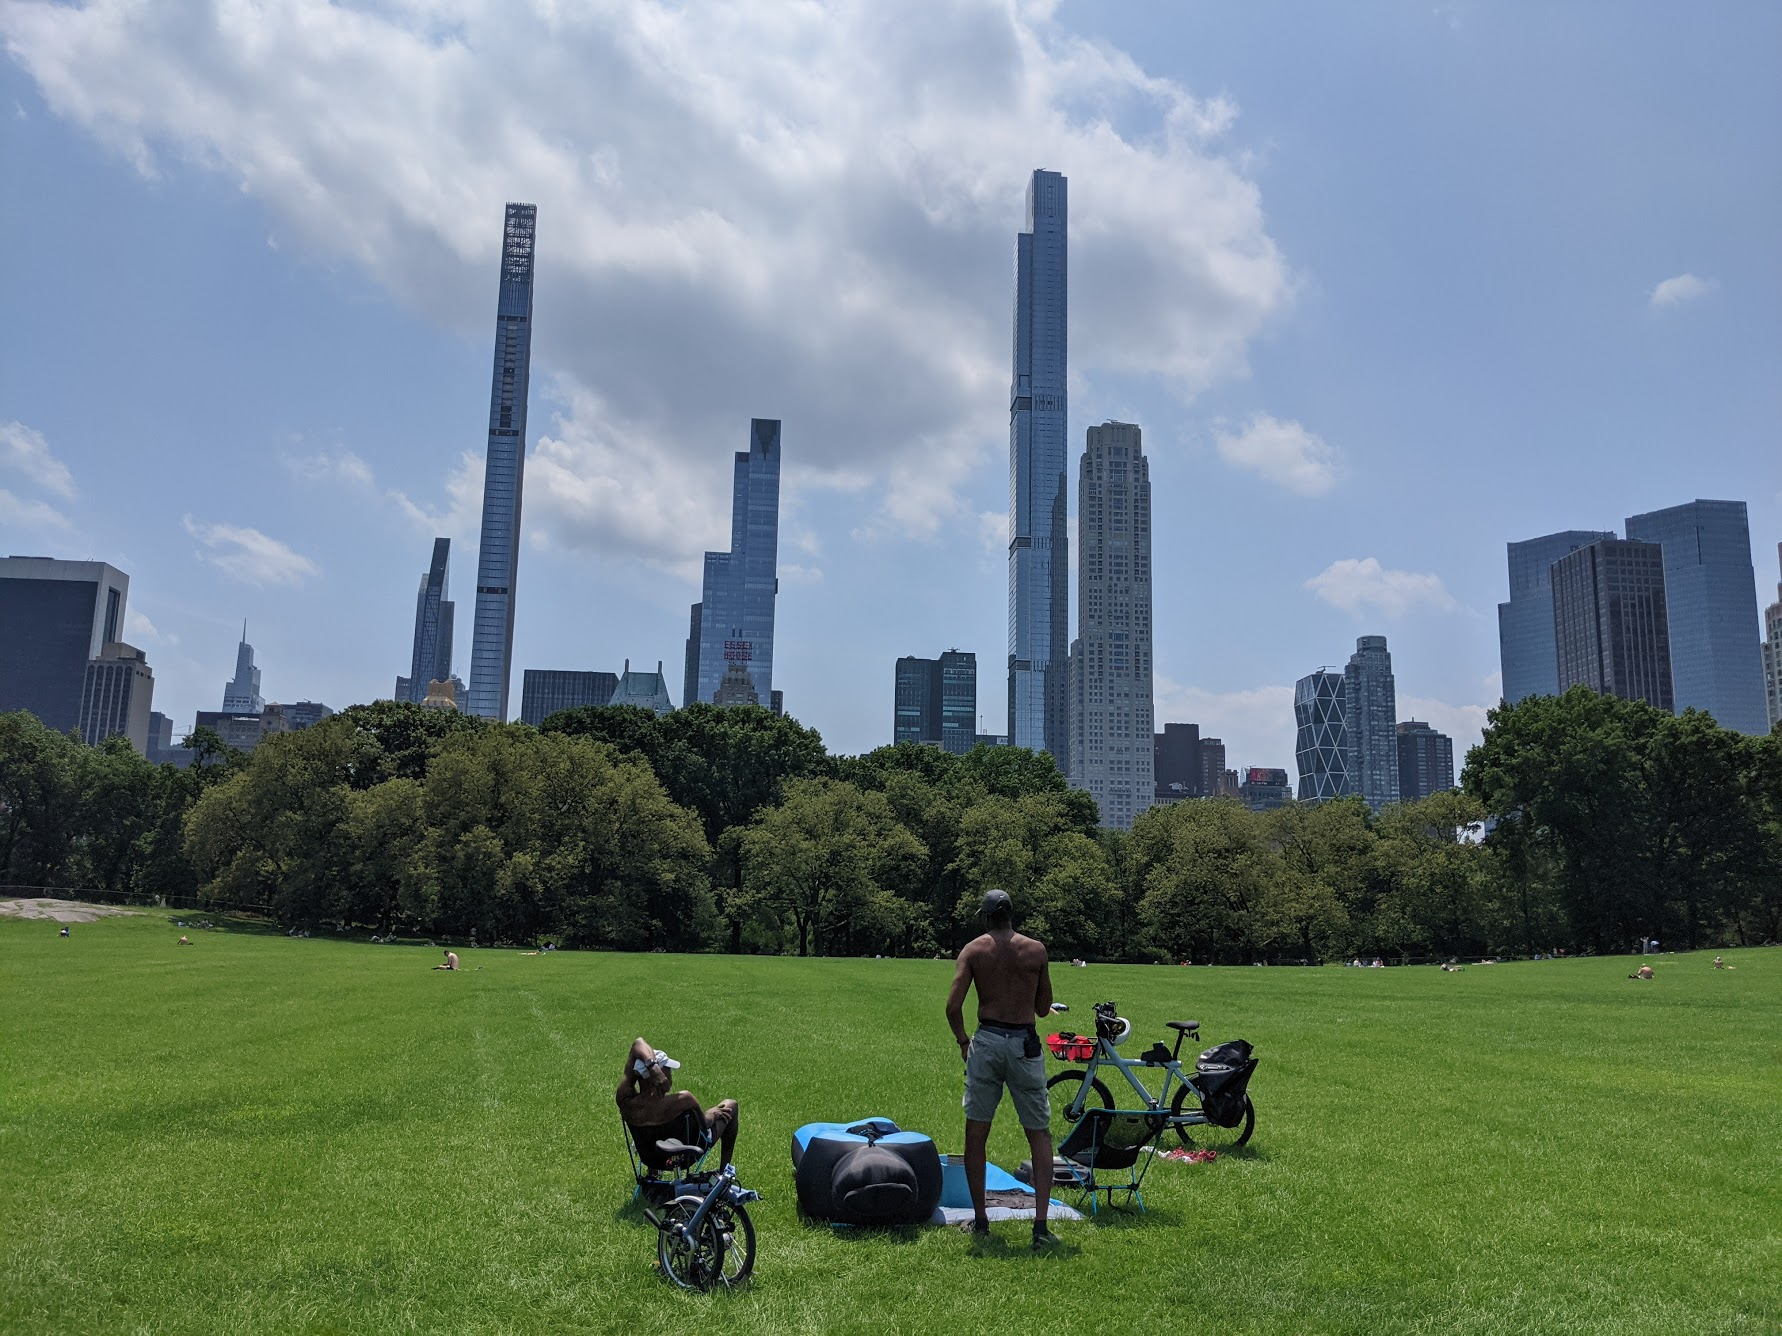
[433,950,459,971]
[616,1037,738,1167]
[178,936,191,946]
[1629,964,1654,980]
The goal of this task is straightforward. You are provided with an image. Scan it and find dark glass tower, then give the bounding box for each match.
[405,537,455,704]
[1497,530,1616,703]
[1551,538,1673,710]
[466,203,537,720]
[1343,634,1399,811]
[1624,499,1767,734]
[692,419,781,707]
[892,651,977,753]
[1007,169,1069,763]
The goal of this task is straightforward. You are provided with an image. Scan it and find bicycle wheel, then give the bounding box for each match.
[1170,1081,1254,1150]
[657,1195,725,1291]
[1046,1069,1112,1144]
[710,1199,756,1287]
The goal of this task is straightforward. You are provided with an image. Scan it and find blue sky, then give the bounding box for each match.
[2,0,1777,769]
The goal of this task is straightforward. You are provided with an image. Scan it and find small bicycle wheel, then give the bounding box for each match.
[657,1196,725,1291]
[1170,1082,1255,1150]
[1046,1069,1112,1144]
[709,1199,756,1286]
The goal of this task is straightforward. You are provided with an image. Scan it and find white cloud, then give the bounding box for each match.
[1,0,1290,562]
[977,509,1010,562]
[389,449,485,542]
[780,563,824,586]
[124,608,176,646]
[182,515,318,587]
[283,449,374,488]
[1153,676,1297,775]
[1214,414,1338,496]
[1649,273,1715,309]
[1305,557,1456,618]
[0,487,72,530]
[0,420,76,498]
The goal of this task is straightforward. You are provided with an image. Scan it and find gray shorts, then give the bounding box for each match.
[963,1027,1050,1129]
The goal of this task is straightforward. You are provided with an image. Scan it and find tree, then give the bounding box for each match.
[740,778,926,956]
[1131,800,1276,963]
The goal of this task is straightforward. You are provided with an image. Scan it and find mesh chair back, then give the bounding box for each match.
[631,1109,707,1174]
[1057,1109,1167,1171]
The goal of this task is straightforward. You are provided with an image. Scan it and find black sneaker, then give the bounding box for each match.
[1032,1227,1062,1251]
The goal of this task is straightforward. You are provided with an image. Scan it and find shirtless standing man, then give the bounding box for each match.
[945,888,1058,1248]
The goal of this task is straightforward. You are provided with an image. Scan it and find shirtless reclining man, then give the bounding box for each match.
[615,1036,739,1167]
[945,887,1060,1250]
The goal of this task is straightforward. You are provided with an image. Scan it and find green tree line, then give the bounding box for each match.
[2,688,1777,957]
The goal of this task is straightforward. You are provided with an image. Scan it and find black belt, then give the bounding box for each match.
[976,1019,1036,1035]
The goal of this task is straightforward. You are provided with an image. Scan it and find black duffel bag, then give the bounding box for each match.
[1194,1039,1258,1127]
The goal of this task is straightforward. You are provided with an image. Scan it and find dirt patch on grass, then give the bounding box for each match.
[0,898,138,923]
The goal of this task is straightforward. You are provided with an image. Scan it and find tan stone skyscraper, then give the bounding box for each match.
[1069,421,1154,830]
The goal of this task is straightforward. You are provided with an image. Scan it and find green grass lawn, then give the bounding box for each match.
[3,911,1778,1335]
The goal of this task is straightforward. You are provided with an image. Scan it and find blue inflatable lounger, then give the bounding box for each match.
[791,1118,1081,1227]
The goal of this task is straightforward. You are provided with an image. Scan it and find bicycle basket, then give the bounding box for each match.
[1046,1032,1096,1062]
[1194,1040,1258,1127]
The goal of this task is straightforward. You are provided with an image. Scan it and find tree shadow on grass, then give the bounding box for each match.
[162,911,286,937]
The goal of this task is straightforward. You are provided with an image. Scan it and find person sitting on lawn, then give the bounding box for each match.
[616,1036,738,1167]
[1713,956,1734,970]
[433,949,459,971]
[1629,964,1654,980]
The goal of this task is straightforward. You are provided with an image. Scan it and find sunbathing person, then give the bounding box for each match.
[616,1037,738,1167]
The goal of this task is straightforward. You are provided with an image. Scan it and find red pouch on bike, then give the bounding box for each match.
[1046,1032,1096,1062]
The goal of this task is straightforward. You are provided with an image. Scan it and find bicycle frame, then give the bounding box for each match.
[662,1163,760,1246]
[1063,1032,1216,1129]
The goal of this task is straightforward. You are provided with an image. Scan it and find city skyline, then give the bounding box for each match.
[3,5,1776,770]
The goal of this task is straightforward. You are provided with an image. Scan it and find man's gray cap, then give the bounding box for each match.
[981,888,1013,917]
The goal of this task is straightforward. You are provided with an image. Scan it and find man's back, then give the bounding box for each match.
[963,929,1048,1026]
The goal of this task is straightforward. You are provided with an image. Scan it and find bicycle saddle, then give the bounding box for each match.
[1166,1020,1201,1033]
[655,1139,703,1159]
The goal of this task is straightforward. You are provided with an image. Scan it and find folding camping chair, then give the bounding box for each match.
[622,1108,717,1204]
[1024,1108,1170,1215]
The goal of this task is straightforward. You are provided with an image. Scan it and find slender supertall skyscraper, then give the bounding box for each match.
[1007,169,1069,763]
[1763,543,1781,731]
[222,623,263,713]
[1344,635,1399,811]
[1069,421,1154,829]
[466,203,537,721]
[687,419,782,706]
[404,537,455,704]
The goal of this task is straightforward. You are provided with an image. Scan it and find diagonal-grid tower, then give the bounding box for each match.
[466,203,536,720]
[1007,169,1069,763]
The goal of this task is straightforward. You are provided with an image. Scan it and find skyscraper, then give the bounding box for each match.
[221,625,263,713]
[79,641,154,752]
[405,537,455,705]
[1344,635,1399,810]
[1551,538,1673,710]
[893,651,977,754]
[1007,169,1070,762]
[1762,543,1781,731]
[1153,722,1203,804]
[1497,530,1615,703]
[1396,720,1455,803]
[690,419,781,707]
[519,670,617,726]
[466,202,537,721]
[682,602,702,714]
[1625,500,1768,734]
[0,556,130,737]
[1070,421,1154,830]
[1294,668,1350,802]
[611,659,675,715]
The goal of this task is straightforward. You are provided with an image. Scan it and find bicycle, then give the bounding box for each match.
[1045,1001,1256,1151]
[642,1142,760,1291]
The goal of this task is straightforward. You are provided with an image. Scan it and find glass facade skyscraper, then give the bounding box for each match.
[1396,720,1455,803]
[1762,543,1781,731]
[893,650,977,754]
[1551,538,1674,710]
[1069,422,1154,830]
[1624,500,1768,734]
[1497,530,1615,703]
[519,669,616,726]
[688,419,781,707]
[1344,635,1399,811]
[466,203,537,721]
[1294,668,1350,801]
[405,537,455,704]
[0,557,130,738]
[222,624,263,713]
[1007,169,1070,762]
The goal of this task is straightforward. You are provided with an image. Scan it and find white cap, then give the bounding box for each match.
[652,1049,680,1070]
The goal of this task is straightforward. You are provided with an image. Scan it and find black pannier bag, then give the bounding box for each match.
[1193,1039,1258,1128]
